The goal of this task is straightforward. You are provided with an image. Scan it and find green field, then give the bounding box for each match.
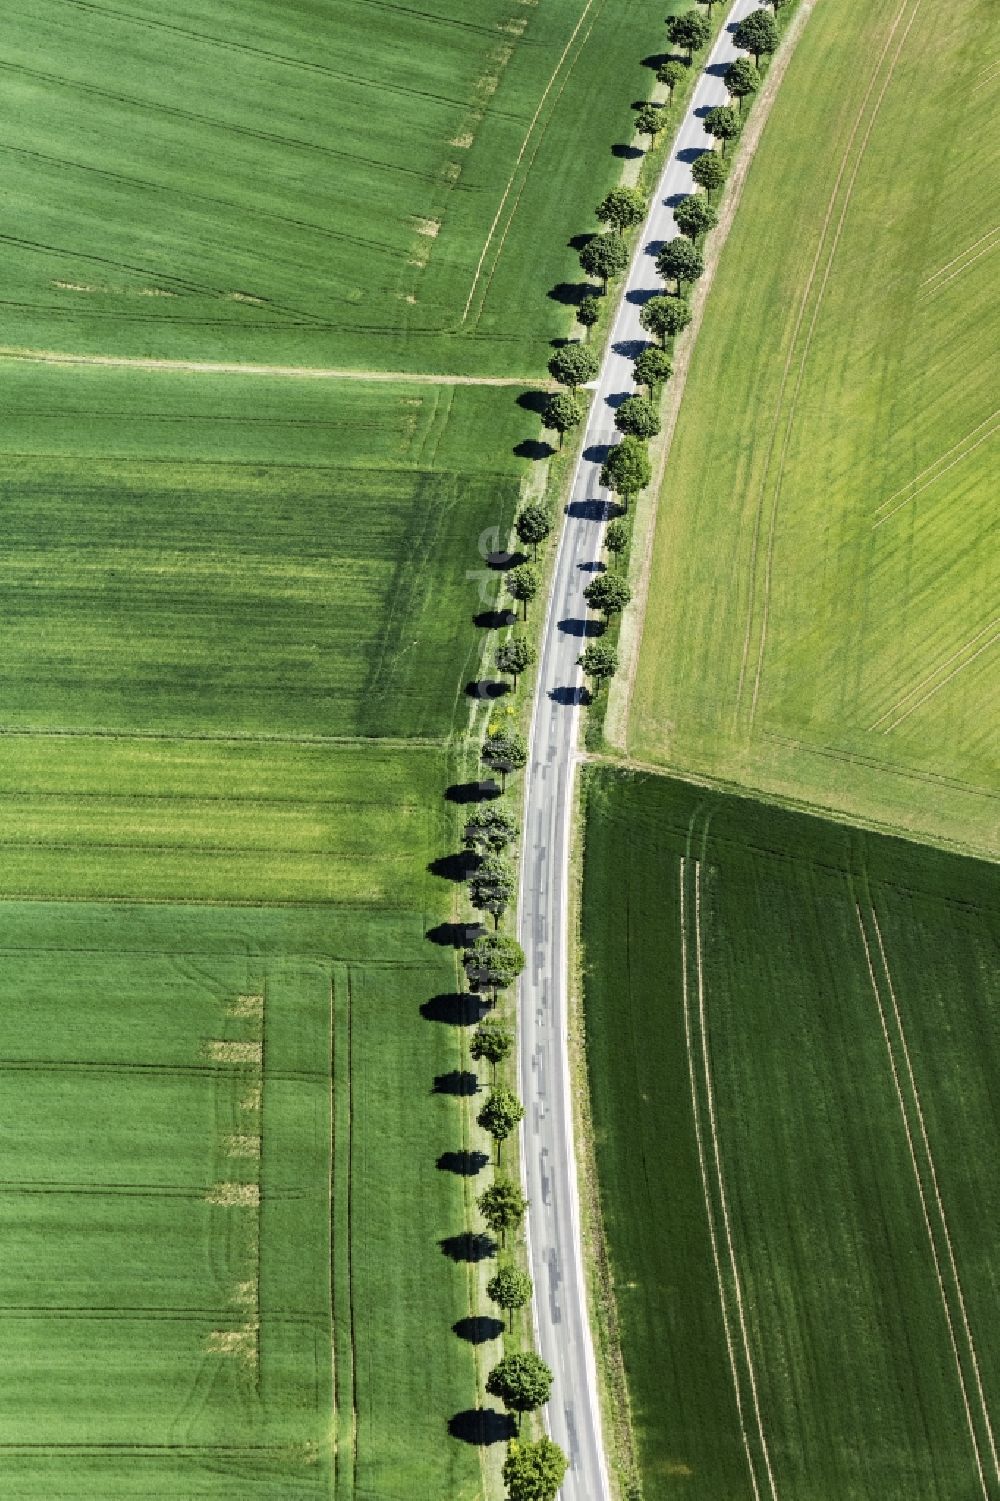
[0,899,478,1499]
[581,766,1000,1500]
[623,0,999,858]
[5,0,669,374]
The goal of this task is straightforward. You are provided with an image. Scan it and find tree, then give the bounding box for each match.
[487,1262,532,1332]
[696,0,718,12]
[725,55,761,112]
[666,9,711,61]
[469,853,517,929]
[604,518,629,557]
[541,391,582,451]
[704,103,741,154]
[506,563,540,620]
[579,233,628,293]
[494,634,536,690]
[482,727,528,792]
[471,1019,514,1083]
[503,1437,569,1501]
[657,58,686,99]
[486,1352,553,1430]
[656,236,704,294]
[634,102,665,147]
[578,641,619,698]
[640,294,691,347]
[595,186,646,234]
[577,294,600,339]
[690,148,726,200]
[633,344,672,396]
[615,393,660,440]
[464,803,518,855]
[674,194,718,241]
[478,1176,527,1247]
[548,342,599,389]
[584,572,632,624]
[733,7,778,63]
[465,931,526,1000]
[516,502,552,557]
[478,1085,525,1163]
[600,436,652,512]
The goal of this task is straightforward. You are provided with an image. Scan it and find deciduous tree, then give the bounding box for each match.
[704,103,741,154]
[541,391,582,451]
[656,236,704,293]
[633,345,672,396]
[471,1019,514,1082]
[478,1176,527,1246]
[478,1085,524,1162]
[578,641,619,697]
[604,518,629,557]
[516,502,552,556]
[667,9,711,61]
[577,294,600,338]
[548,343,599,389]
[469,853,516,929]
[595,186,646,234]
[464,804,518,855]
[639,294,691,347]
[486,1352,553,1429]
[579,233,628,293]
[674,194,718,241]
[502,1437,569,1501]
[487,1262,532,1332]
[482,727,528,791]
[615,393,661,439]
[725,56,760,111]
[600,435,653,511]
[690,149,726,199]
[584,572,632,623]
[465,931,526,1000]
[506,563,540,620]
[657,58,686,100]
[733,7,778,63]
[494,635,536,690]
[635,102,665,146]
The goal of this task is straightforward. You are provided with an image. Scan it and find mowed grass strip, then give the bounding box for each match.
[3,0,669,372]
[0,364,522,742]
[626,0,1000,857]
[581,767,1000,1500]
[0,901,481,1499]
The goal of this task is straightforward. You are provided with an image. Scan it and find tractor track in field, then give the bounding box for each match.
[0,346,553,387]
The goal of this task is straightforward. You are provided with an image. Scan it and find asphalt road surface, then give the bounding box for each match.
[516,2,759,1495]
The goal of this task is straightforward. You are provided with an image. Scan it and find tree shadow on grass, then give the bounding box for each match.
[547,280,589,307]
[453,1315,504,1344]
[449,1408,516,1445]
[612,142,643,160]
[427,851,475,883]
[444,780,501,804]
[433,1070,481,1097]
[517,389,551,415]
[437,1149,490,1176]
[421,993,490,1026]
[466,679,509,702]
[440,1231,497,1263]
[514,437,554,461]
[473,607,517,630]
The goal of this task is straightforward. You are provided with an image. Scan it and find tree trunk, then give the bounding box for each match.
[508,1307,514,1333]
[493,911,500,930]
[521,599,528,621]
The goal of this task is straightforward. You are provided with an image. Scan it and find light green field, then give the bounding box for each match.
[582,767,1000,1500]
[0,899,479,1499]
[624,0,999,858]
[5,0,669,374]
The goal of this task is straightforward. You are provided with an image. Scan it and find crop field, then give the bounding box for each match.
[623,0,1000,858]
[0,898,478,1499]
[4,0,669,374]
[581,766,1000,1501]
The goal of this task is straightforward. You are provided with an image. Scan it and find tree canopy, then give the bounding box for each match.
[725,55,761,108]
[690,149,727,198]
[502,1438,570,1501]
[578,641,619,696]
[464,930,525,997]
[541,391,583,449]
[579,232,628,292]
[548,342,599,389]
[635,102,665,143]
[733,7,778,62]
[478,1176,527,1244]
[584,571,632,622]
[478,1085,525,1160]
[464,803,518,854]
[516,502,552,555]
[639,294,691,345]
[656,236,704,292]
[494,634,536,687]
[615,393,661,439]
[595,186,646,233]
[577,294,600,336]
[666,9,711,60]
[469,853,516,928]
[487,1262,532,1331]
[674,194,718,240]
[633,345,672,395]
[471,1018,514,1078]
[704,103,741,153]
[482,727,528,789]
[505,563,540,619]
[604,518,629,556]
[486,1352,553,1424]
[600,435,653,505]
[657,58,686,96]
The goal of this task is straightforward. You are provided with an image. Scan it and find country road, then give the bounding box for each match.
[516,2,760,1496]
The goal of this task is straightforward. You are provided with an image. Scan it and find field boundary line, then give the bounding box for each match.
[745,0,923,726]
[460,0,598,324]
[0,347,551,387]
[873,409,1000,514]
[693,861,780,1501]
[872,421,1000,527]
[867,614,1000,729]
[854,903,991,1501]
[869,908,1000,1482]
[679,856,766,1501]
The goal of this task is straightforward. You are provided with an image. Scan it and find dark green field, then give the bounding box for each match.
[582,767,1000,1500]
[5,0,669,374]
